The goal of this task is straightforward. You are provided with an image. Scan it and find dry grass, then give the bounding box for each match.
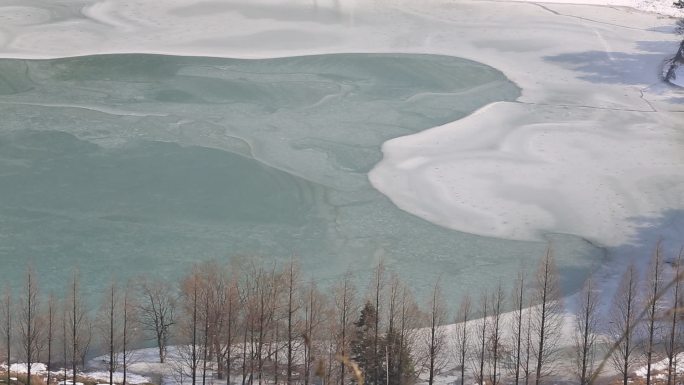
[0,372,46,385]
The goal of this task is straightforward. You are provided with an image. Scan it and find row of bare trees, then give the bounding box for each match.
[438,249,565,385]
[445,245,684,385]
[1,245,683,385]
[0,269,141,385]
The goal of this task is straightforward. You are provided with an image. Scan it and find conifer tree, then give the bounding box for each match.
[352,301,383,385]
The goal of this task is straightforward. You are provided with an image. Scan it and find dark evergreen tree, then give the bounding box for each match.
[385,327,415,385]
[352,301,384,385]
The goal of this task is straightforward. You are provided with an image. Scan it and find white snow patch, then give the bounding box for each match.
[84,371,150,385]
[8,363,47,373]
[58,381,84,385]
[635,353,684,377]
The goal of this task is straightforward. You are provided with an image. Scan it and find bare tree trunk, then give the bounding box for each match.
[372,262,384,385]
[274,321,279,385]
[666,249,683,385]
[47,294,55,385]
[239,277,250,385]
[512,271,526,385]
[387,276,399,385]
[249,324,255,385]
[304,281,315,385]
[524,308,532,385]
[123,285,132,385]
[62,312,67,384]
[241,319,248,385]
[477,292,489,385]
[426,281,446,385]
[285,260,299,385]
[257,266,274,385]
[3,286,12,385]
[193,280,198,385]
[19,267,43,385]
[137,278,176,365]
[532,249,562,385]
[203,295,210,385]
[644,244,664,385]
[68,271,91,385]
[110,285,115,385]
[398,286,417,385]
[225,280,238,385]
[455,295,471,385]
[226,309,233,385]
[334,272,355,385]
[27,271,33,385]
[574,276,600,385]
[72,275,77,384]
[609,263,639,385]
[489,283,504,385]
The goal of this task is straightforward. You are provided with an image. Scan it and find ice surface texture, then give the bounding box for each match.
[0,53,596,297]
[0,0,682,297]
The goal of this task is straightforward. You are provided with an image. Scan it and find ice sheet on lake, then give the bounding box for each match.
[0,0,682,296]
[0,53,589,299]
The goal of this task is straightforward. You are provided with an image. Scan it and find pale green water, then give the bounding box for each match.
[0,53,600,299]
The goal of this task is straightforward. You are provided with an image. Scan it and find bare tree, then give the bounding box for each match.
[179,269,201,385]
[387,275,400,385]
[397,285,419,385]
[222,278,239,385]
[254,263,278,385]
[666,249,683,385]
[334,271,357,385]
[510,271,526,385]
[474,290,489,385]
[273,304,284,385]
[2,286,12,384]
[97,281,131,385]
[643,244,664,385]
[201,287,210,385]
[237,270,251,385]
[66,271,92,383]
[19,267,45,385]
[531,248,563,385]
[489,283,505,385]
[138,277,176,364]
[454,295,471,385]
[522,305,533,385]
[232,260,280,385]
[302,279,327,385]
[285,259,301,385]
[609,263,640,385]
[370,261,385,385]
[46,293,56,385]
[386,274,418,385]
[190,263,226,385]
[61,308,68,383]
[98,282,117,385]
[180,261,236,383]
[573,276,601,385]
[122,283,139,385]
[423,280,447,385]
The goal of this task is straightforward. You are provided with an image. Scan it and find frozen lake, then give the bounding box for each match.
[0,53,600,297]
[1,0,682,304]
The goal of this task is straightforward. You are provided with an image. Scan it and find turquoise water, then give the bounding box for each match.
[0,53,599,300]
